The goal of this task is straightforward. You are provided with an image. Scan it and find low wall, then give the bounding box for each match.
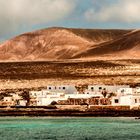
[0,109,140,117]
[58,98,111,105]
[89,105,130,111]
[56,105,87,111]
[0,105,140,117]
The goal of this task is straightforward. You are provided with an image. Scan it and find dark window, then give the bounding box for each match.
[49,87,51,90]
[91,87,94,90]
[99,87,102,90]
[115,99,119,103]
[135,99,137,103]
[121,89,124,93]
[59,87,61,89]
[63,87,66,90]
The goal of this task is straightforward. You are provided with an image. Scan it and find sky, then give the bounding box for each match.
[0,0,140,42]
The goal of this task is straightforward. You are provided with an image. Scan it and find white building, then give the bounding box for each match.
[117,88,133,96]
[30,88,105,106]
[111,87,140,107]
[29,86,140,106]
[112,95,140,106]
[3,96,13,102]
[30,90,66,106]
[18,100,27,106]
[36,93,66,106]
[10,93,21,100]
[30,91,43,98]
[3,93,21,103]
[88,85,130,93]
[65,93,103,99]
[46,85,77,94]
[135,87,140,94]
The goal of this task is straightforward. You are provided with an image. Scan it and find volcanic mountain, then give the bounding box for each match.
[0,27,139,61]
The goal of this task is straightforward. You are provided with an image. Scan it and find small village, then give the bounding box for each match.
[0,85,140,109]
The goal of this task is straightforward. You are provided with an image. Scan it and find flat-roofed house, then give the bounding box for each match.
[111,87,140,107]
[18,99,27,106]
[117,88,133,96]
[88,85,130,93]
[47,85,77,94]
[112,95,140,106]
[65,93,103,99]
[2,96,15,106]
[36,92,66,106]
[30,89,66,106]
[30,91,43,98]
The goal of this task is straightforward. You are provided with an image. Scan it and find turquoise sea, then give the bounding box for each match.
[0,117,140,140]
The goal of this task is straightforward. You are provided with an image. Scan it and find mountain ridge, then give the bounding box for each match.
[0,27,139,61]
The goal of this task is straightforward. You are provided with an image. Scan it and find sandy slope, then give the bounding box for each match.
[0,27,139,61]
[73,29,140,60]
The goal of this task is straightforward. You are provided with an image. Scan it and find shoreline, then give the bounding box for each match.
[1,109,140,117]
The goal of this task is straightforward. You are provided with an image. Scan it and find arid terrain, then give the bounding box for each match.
[0,27,139,90]
[0,27,139,61]
[0,59,139,90]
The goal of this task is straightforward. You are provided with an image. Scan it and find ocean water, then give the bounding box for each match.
[0,117,140,140]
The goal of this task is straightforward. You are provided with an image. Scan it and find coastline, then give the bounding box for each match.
[1,107,140,117]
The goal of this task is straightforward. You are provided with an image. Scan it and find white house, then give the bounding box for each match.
[65,93,103,99]
[18,100,27,106]
[30,90,66,106]
[3,96,13,102]
[84,90,104,97]
[30,88,100,106]
[112,95,140,106]
[3,93,21,102]
[2,96,15,106]
[10,93,21,100]
[46,85,77,94]
[88,85,130,93]
[29,86,140,106]
[111,87,140,107]
[117,88,133,96]
[135,87,140,94]
[36,92,66,106]
[30,91,44,97]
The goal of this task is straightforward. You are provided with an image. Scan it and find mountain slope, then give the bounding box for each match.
[73,29,140,59]
[0,27,139,61]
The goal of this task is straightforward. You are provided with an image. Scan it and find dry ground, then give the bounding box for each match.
[0,59,139,90]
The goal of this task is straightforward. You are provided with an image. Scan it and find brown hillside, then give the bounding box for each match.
[73,29,140,60]
[0,27,139,61]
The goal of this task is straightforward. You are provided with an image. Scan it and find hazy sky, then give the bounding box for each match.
[0,0,140,42]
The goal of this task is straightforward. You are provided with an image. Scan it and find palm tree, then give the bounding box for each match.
[20,90,30,106]
[101,88,108,98]
[100,89,116,105]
